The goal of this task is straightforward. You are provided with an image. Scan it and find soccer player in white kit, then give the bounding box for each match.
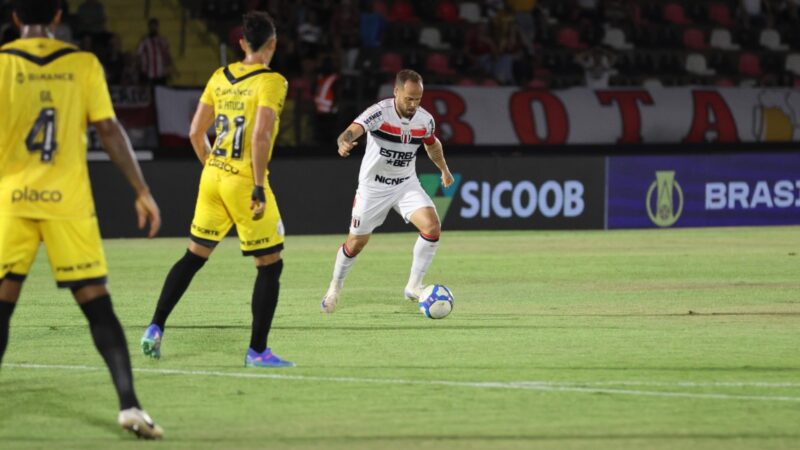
[321,69,454,313]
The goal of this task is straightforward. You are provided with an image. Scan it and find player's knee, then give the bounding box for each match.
[255,252,281,267]
[421,221,441,239]
[344,239,366,257]
[188,241,214,259]
[72,283,110,304]
[0,279,23,303]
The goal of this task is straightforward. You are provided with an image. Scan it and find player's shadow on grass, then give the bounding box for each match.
[0,389,120,440]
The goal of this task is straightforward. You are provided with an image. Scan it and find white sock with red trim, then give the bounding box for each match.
[406,233,440,292]
[331,243,357,292]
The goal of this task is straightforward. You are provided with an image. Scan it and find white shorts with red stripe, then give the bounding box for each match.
[349,179,435,235]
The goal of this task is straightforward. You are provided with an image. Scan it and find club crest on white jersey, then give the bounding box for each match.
[353,99,436,192]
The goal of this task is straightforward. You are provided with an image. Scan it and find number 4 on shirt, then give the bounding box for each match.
[26,107,57,162]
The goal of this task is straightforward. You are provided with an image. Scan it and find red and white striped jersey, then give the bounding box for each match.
[137,35,171,80]
[353,98,436,192]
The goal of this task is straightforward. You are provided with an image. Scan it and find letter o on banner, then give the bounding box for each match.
[512,181,537,218]
[539,181,563,218]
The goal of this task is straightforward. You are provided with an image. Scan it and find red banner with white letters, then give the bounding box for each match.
[378,85,800,146]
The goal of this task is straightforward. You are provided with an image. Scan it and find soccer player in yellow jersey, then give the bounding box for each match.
[141,11,293,368]
[0,0,164,439]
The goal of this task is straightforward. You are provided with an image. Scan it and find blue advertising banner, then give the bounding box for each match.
[608,153,800,228]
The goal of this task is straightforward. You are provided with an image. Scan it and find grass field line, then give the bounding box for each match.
[6,363,800,403]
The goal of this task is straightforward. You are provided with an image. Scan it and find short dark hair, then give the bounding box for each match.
[395,69,423,87]
[13,0,60,25]
[242,11,276,51]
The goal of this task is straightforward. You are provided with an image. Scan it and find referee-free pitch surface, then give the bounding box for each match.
[1,228,799,449]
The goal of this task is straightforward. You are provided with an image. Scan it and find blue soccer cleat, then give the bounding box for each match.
[141,324,163,360]
[245,348,295,368]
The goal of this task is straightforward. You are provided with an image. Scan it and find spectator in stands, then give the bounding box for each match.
[121,52,141,86]
[604,0,640,28]
[360,2,386,49]
[740,0,773,28]
[575,46,617,88]
[339,33,361,75]
[436,0,459,22]
[101,34,126,85]
[287,57,317,145]
[315,56,339,143]
[575,0,601,20]
[54,20,74,44]
[297,9,323,58]
[465,20,497,77]
[771,0,799,21]
[389,0,417,23]
[330,0,359,49]
[137,18,173,86]
[485,0,506,19]
[75,0,106,36]
[507,0,536,54]
[228,24,245,59]
[494,14,524,84]
[78,33,93,52]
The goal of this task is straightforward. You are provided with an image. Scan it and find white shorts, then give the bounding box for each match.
[349,180,436,235]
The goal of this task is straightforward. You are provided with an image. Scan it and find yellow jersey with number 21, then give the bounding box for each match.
[199,62,287,181]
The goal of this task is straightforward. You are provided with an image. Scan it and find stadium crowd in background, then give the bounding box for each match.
[1,0,799,147]
[2,0,798,91]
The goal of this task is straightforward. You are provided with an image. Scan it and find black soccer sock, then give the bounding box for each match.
[0,301,16,366]
[150,250,207,329]
[80,295,140,410]
[249,260,283,353]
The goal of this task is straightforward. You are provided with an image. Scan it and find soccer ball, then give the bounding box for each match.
[418,284,454,319]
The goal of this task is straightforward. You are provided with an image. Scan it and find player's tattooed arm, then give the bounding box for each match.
[337,123,365,157]
[424,138,454,188]
[189,102,216,164]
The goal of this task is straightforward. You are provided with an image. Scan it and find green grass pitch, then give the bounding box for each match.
[1,228,799,449]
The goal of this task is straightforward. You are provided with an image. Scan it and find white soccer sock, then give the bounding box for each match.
[407,234,440,291]
[331,244,357,291]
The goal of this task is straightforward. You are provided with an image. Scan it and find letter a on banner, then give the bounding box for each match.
[683,91,738,143]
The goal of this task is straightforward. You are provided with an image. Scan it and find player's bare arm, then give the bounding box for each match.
[189,102,215,164]
[337,123,364,157]
[424,137,454,188]
[93,118,161,237]
[250,105,276,220]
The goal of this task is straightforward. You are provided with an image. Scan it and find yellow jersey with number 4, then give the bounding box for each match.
[0,37,115,220]
[199,62,287,180]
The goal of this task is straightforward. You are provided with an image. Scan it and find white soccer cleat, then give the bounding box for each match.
[404,285,422,302]
[321,290,340,313]
[118,407,164,440]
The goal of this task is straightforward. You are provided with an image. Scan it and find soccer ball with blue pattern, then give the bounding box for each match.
[418,284,454,319]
